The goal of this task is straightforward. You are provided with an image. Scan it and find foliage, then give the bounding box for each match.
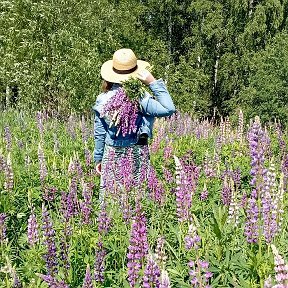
[1,0,288,121]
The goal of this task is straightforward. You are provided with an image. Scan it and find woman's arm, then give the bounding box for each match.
[138,70,176,117]
[93,111,107,163]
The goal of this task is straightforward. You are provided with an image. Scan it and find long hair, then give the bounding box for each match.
[101,80,113,92]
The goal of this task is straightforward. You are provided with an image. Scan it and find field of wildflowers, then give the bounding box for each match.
[0,110,288,288]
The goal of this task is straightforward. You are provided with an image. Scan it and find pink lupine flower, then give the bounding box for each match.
[271,244,288,287]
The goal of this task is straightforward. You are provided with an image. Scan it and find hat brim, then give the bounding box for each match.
[101,60,151,84]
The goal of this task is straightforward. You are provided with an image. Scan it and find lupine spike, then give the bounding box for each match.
[142,254,161,288]
[42,204,58,276]
[159,270,170,288]
[82,264,93,288]
[0,213,7,243]
[174,155,192,222]
[38,143,48,184]
[127,202,149,287]
[27,208,39,246]
[100,88,139,137]
[80,181,93,225]
[38,274,69,288]
[4,153,14,191]
[94,239,106,283]
[271,244,288,287]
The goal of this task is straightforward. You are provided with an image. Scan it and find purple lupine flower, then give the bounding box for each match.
[38,143,48,184]
[101,88,139,137]
[127,203,149,287]
[247,116,267,192]
[0,152,5,171]
[118,149,134,192]
[67,177,79,218]
[151,127,164,154]
[4,153,14,191]
[174,156,192,222]
[200,183,209,201]
[184,222,201,250]
[97,202,111,235]
[4,126,12,150]
[102,149,117,196]
[59,231,70,280]
[241,191,248,208]
[59,192,72,280]
[281,153,288,191]
[80,182,93,225]
[271,244,288,287]
[142,255,161,288]
[221,175,232,206]
[120,190,132,223]
[60,191,69,221]
[147,166,165,204]
[82,265,93,288]
[155,236,167,269]
[245,116,269,244]
[68,158,76,175]
[28,209,39,246]
[75,159,83,179]
[244,190,259,243]
[84,146,92,167]
[0,213,7,243]
[203,153,216,178]
[162,167,173,184]
[188,259,213,287]
[139,146,150,185]
[94,239,106,283]
[181,152,200,193]
[163,138,173,160]
[38,274,69,288]
[159,270,170,288]
[42,204,58,276]
[12,273,22,288]
[233,168,241,188]
[43,187,57,202]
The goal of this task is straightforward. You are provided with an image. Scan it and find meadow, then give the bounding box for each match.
[0,109,288,288]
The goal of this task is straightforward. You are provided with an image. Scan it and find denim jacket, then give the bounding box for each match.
[92,79,175,163]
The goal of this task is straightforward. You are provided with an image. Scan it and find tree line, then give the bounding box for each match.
[1,0,288,123]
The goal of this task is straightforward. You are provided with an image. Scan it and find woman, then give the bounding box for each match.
[93,48,175,201]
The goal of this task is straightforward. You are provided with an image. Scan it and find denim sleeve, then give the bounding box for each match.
[93,111,107,163]
[140,79,176,117]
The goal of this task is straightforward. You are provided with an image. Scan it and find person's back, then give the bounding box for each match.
[92,48,175,201]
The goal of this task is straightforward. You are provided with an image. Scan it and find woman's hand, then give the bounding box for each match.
[96,162,102,175]
[137,69,155,85]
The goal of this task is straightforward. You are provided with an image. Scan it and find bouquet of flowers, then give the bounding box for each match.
[100,78,146,137]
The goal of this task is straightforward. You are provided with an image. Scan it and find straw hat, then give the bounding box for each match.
[101,48,150,83]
